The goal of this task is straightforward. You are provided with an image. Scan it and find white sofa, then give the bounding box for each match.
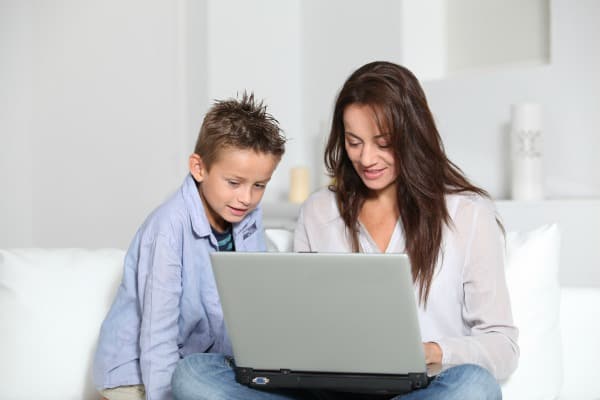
[1,201,599,400]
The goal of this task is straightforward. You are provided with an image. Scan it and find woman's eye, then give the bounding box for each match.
[347,141,361,147]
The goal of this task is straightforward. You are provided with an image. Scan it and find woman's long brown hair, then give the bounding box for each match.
[325,61,490,306]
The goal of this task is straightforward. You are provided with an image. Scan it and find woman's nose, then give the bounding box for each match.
[360,144,377,166]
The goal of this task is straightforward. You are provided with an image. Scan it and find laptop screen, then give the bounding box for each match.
[210,252,426,375]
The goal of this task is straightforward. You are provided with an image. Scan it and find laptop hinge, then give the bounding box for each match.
[408,372,429,389]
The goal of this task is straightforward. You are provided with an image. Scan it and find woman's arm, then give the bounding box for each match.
[436,201,519,380]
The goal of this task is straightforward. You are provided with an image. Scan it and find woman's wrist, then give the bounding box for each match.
[424,341,443,364]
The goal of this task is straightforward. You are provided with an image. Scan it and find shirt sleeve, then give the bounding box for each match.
[435,202,520,380]
[138,233,182,400]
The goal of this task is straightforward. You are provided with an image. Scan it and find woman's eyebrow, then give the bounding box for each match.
[344,131,361,139]
[345,131,389,139]
[374,133,390,139]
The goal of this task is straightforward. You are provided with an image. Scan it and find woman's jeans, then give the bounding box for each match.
[171,353,502,400]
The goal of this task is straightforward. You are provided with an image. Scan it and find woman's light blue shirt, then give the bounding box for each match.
[93,174,266,400]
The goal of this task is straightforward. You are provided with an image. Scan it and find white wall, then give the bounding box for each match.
[1,0,34,246]
[301,0,403,188]
[0,0,205,248]
[400,0,447,81]
[1,0,599,249]
[423,0,600,199]
[205,0,303,202]
[446,0,550,73]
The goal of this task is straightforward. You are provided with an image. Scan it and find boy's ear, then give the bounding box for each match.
[189,153,206,182]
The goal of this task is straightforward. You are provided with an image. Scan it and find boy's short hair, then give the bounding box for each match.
[194,92,286,169]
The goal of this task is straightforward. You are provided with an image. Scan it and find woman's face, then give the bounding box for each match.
[343,103,398,193]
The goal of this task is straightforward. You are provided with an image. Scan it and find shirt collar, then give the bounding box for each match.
[182,174,211,238]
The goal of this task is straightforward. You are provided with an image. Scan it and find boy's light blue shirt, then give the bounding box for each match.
[93,174,266,400]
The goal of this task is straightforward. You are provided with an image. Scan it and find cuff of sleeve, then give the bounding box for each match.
[434,336,496,375]
[435,337,457,366]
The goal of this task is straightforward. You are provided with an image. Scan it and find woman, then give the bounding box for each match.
[294,61,519,400]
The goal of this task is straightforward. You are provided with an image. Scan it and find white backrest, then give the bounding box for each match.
[495,199,600,287]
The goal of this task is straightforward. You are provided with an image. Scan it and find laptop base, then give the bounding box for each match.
[234,365,430,395]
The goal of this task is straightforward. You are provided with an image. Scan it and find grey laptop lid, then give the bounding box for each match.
[210,252,426,375]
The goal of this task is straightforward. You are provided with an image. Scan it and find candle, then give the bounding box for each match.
[288,166,310,204]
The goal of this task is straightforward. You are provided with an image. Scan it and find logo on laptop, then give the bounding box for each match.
[252,377,270,385]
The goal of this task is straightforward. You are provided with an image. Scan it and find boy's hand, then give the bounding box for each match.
[423,342,442,364]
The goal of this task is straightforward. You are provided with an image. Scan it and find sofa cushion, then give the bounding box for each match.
[501,224,562,400]
[265,228,294,252]
[0,248,125,400]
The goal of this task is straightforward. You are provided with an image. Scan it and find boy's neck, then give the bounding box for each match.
[210,222,232,234]
[195,182,231,233]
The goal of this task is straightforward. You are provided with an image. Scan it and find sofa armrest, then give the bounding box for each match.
[0,248,125,400]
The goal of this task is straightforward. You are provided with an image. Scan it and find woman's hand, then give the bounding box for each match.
[423,342,442,364]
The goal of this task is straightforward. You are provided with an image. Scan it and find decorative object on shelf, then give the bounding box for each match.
[288,166,310,204]
[510,103,544,201]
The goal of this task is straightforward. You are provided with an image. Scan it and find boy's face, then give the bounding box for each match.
[189,148,280,232]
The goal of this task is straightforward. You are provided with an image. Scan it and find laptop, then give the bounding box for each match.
[209,252,430,395]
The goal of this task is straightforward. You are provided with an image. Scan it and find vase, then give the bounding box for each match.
[510,103,544,201]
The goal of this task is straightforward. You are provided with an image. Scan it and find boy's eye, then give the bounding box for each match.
[254,183,267,189]
[227,180,240,187]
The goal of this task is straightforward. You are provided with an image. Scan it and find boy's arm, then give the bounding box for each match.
[138,233,183,400]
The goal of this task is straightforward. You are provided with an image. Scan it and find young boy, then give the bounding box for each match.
[93,93,285,400]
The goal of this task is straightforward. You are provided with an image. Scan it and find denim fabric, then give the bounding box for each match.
[171,353,501,400]
[393,364,501,400]
[171,353,312,400]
